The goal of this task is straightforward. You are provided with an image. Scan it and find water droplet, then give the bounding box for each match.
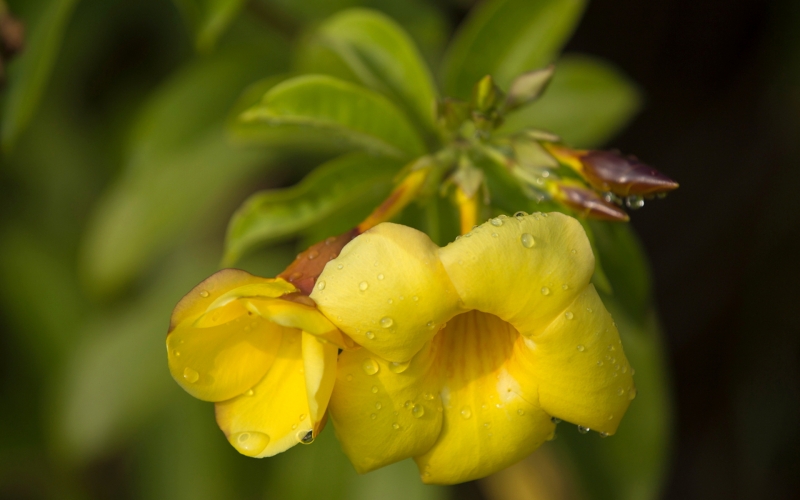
[628,387,637,400]
[423,392,435,401]
[392,423,400,430]
[576,344,585,352]
[492,232,498,238]
[426,321,435,329]
[404,400,411,408]
[298,430,314,444]
[570,249,577,255]
[231,431,270,456]
[387,298,393,305]
[546,432,556,441]
[413,296,419,301]
[362,359,379,375]
[577,425,590,434]
[631,368,636,376]
[586,307,593,313]
[370,413,377,420]
[600,432,609,438]
[316,281,326,291]
[371,386,379,394]
[622,365,628,374]
[460,407,472,419]
[308,250,319,260]
[608,414,614,420]
[380,317,394,328]
[299,414,306,421]
[517,409,525,415]
[608,345,616,351]
[346,374,353,381]
[625,195,645,210]
[375,402,382,410]
[551,417,562,424]
[359,281,369,291]
[246,389,254,396]
[616,388,625,396]
[389,360,410,373]
[366,331,375,340]
[377,273,384,281]
[199,290,209,298]
[412,405,425,418]
[337,264,343,270]
[183,367,199,383]
[172,350,181,357]
[490,217,503,227]
[520,233,535,248]
[291,423,297,430]
[541,286,551,296]
[455,235,461,240]
[597,360,604,366]
[289,272,302,282]
[565,311,574,320]
[514,211,528,220]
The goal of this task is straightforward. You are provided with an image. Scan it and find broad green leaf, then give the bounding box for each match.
[498,55,642,148]
[172,0,246,52]
[441,0,586,99]
[224,153,402,265]
[80,45,286,295]
[1,0,80,151]
[241,75,427,158]
[316,8,439,136]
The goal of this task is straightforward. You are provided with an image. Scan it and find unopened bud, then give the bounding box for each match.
[278,229,359,295]
[505,65,555,112]
[554,184,630,222]
[579,150,679,197]
[471,75,503,114]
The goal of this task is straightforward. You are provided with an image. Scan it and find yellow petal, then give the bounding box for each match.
[245,297,349,348]
[438,212,594,338]
[312,223,461,362]
[169,269,295,332]
[166,299,284,402]
[510,285,635,434]
[415,311,555,485]
[329,341,444,473]
[215,330,336,457]
[302,331,338,425]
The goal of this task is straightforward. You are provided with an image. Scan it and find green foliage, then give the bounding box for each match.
[224,153,401,265]
[1,0,80,150]
[172,0,247,52]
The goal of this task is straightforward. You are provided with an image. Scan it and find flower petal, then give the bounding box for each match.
[510,285,635,434]
[329,342,444,473]
[438,212,595,338]
[245,298,350,348]
[302,331,338,426]
[169,269,295,332]
[166,299,284,402]
[414,311,555,485]
[312,223,461,362]
[215,331,335,457]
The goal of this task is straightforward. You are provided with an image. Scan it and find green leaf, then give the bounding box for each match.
[498,55,642,148]
[442,0,586,99]
[80,46,286,295]
[224,153,403,265]
[241,75,427,158]
[315,8,439,136]
[172,0,247,52]
[1,0,81,151]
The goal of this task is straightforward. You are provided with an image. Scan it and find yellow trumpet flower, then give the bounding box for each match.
[310,212,635,484]
[166,269,346,457]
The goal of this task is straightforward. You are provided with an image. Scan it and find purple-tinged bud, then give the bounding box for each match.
[579,150,679,197]
[554,184,630,222]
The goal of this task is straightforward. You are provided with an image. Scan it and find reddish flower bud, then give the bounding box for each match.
[579,150,679,197]
[554,185,630,222]
[278,229,359,295]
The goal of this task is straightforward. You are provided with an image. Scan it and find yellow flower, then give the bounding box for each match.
[166,269,346,457]
[310,212,635,484]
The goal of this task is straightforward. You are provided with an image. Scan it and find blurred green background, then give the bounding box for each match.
[0,1,798,499]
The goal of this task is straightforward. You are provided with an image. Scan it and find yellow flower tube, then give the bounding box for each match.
[310,212,635,484]
[166,269,343,457]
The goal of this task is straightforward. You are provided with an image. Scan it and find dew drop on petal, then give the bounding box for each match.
[307,250,319,260]
[460,407,472,419]
[199,290,209,298]
[492,232,498,238]
[412,405,425,418]
[490,217,503,227]
[375,402,382,409]
[380,317,394,328]
[517,409,525,415]
[520,233,535,248]
[565,311,574,320]
[571,249,577,255]
[541,286,551,296]
[426,321,435,329]
[617,388,625,396]
[404,400,411,408]
[600,432,609,438]
[371,386,379,394]
[423,392,435,401]
[597,360,604,366]
[562,284,569,290]
[337,264,343,270]
[298,430,314,444]
[551,417,562,424]
[389,360,410,373]
[362,359,380,375]
[576,345,585,352]
[413,295,419,301]
[231,432,270,456]
[246,389,254,396]
[577,425,590,434]
[316,281,326,291]
[377,273,384,281]
[370,413,377,420]
[514,211,528,220]
[392,423,400,430]
[299,414,306,421]
[628,387,638,400]
[183,368,199,383]
[365,331,375,340]
[359,281,369,291]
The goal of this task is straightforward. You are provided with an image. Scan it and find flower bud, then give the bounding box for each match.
[278,229,359,295]
[579,150,679,197]
[553,184,630,222]
[504,65,554,112]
